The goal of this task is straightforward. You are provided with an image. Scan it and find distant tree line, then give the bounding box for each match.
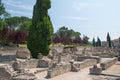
[92,37,101,47]
[1,16,31,33]
[92,32,112,48]
[0,0,29,45]
[53,26,89,45]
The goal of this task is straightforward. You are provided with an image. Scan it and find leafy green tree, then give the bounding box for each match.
[19,16,30,24]
[5,17,20,30]
[0,0,10,19]
[0,0,5,18]
[54,26,81,39]
[19,20,31,33]
[83,35,89,44]
[0,19,6,30]
[5,16,31,31]
[59,26,68,38]
[18,16,32,33]
[92,37,96,47]
[0,0,10,29]
[5,16,31,32]
[27,0,53,58]
[107,32,111,48]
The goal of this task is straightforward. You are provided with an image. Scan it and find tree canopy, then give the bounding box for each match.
[0,0,10,30]
[53,26,90,45]
[54,26,81,39]
[0,0,10,19]
[4,16,31,32]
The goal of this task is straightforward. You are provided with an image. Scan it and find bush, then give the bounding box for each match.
[0,28,27,45]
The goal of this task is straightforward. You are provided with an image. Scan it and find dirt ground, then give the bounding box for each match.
[35,61,120,80]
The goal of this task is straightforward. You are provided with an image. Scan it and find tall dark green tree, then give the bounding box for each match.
[107,32,111,48]
[96,37,101,47]
[27,0,53,58]
[92,37,96,47]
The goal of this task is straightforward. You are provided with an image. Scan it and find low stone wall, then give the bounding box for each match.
[16,50,31,59]
[80,59,97,69]
[13,59,38,71]
[72,59,97,72]
[100,57,117,70]
[60,54,72,63]
[0,54,16,62]
[76,56,101,63]
[47,63,71,78]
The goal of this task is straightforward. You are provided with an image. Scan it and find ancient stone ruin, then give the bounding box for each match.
[0,46,119,80]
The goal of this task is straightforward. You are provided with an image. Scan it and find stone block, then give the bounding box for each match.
[100,57,117,70]
[38,59,52,68]
[47,63,71,78]
[16,50,31,59]
[89,65,102,75]
[71,59,97,72]
[13,59,38,71]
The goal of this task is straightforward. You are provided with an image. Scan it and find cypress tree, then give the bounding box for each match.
[92,37,96,47]
[98,37,101,46]
[107,32,111,48]
[96,37,101,47]
[27,0,53,58]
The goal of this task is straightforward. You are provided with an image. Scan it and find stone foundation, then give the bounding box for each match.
[47,63,71,78]
[100,57,117,70]
[16,50,31,59]
[76,56,101,63]
[13,59,38,71]
[71,59,97,72]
